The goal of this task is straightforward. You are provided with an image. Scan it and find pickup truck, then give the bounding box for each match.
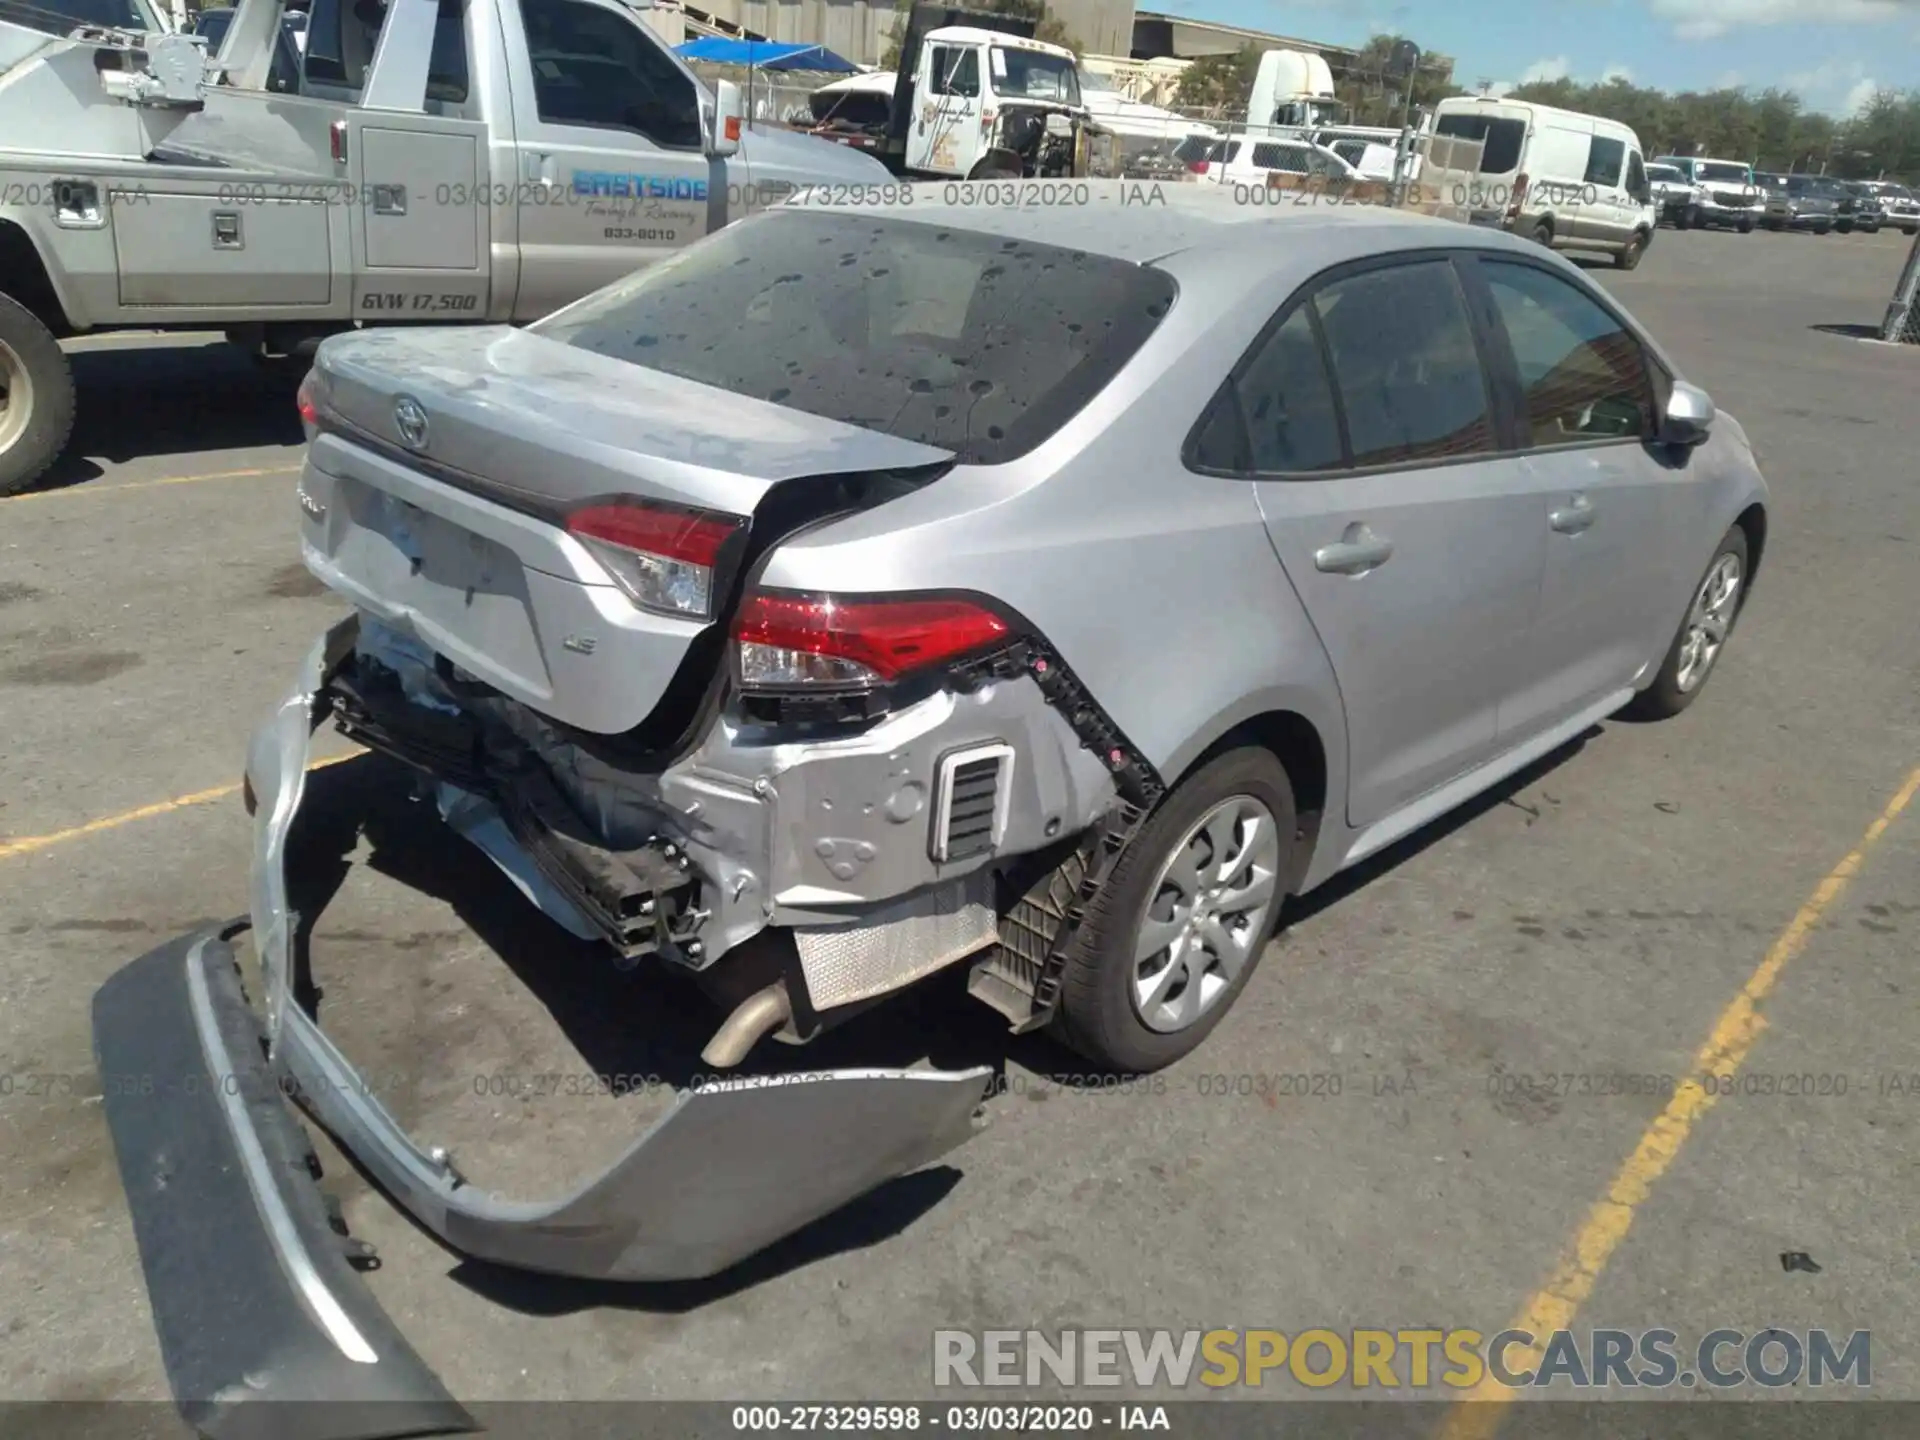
[1651,154,1762,232]
[0,0,892,494]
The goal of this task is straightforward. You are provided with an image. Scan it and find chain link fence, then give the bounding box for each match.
[1881,225,1920,344]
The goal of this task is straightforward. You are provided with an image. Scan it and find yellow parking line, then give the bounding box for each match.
[0,752,358,862]
[1,463,300,505]
[1439,762,1920,1437]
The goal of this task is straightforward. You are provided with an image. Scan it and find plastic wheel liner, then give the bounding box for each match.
[92,615,994,1440]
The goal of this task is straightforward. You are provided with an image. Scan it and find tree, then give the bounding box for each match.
[1500,72,1920,177]
[1335,34,1452,126]
[1173,45,1260,115]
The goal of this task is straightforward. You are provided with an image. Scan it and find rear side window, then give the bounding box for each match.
[1479,260,1654,446]
[1585,136,1625,186]
[1229,307,1344,472]
[306,0,468,100]
[535,210,1178,466]
[1312,262,1496,468]
[1435,113,1525,174]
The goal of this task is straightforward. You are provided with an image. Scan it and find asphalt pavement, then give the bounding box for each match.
[1,223,1917,1429]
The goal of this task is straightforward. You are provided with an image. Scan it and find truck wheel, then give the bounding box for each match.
[1052,747,1296,1073]
[1672,207,1689,230]
[1527,219,1554,248]
[966,150,1025,181]
[1737,217,1754,234]
[0,293,75,497]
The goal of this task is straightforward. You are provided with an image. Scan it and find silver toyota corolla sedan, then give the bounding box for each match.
[95,183,1768,1410]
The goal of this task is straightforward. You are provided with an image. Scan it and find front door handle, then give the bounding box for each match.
[1550,495,1596,534]
[1314,522,1394,576]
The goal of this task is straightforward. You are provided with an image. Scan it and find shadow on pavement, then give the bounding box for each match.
[34,339,305,494]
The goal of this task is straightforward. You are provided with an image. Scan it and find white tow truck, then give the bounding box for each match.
[0,0,895,493]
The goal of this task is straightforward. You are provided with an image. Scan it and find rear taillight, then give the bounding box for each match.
[566,500,745,621]
[1189,160,1209,174]
[296,370,319,440]
[732,590,1011,691]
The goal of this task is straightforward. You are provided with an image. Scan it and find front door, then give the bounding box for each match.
[1234,256,1548,829]
[503,0,713,320]
[905,41,981,176]
[1467,254,1707,742]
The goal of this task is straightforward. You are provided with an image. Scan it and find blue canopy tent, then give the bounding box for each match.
[674,38,860,72]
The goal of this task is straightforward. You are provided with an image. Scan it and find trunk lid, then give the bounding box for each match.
[299,326,954,737]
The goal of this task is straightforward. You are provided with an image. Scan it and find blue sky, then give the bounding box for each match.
[1165,0,1920,116]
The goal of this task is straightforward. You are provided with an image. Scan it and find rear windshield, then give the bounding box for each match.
[1434,113,1525,175]
[534,209,1177,466]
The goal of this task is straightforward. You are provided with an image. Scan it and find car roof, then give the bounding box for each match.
[780,179,1534,267]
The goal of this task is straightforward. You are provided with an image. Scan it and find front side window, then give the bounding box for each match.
[1311,261,1496,468]
[1252,144,1311,174]
[519,0,699,147]
[1626,151,1647,198]
[929,45,979,98]
[535,210,1177,466]
[1480,259,1654,447]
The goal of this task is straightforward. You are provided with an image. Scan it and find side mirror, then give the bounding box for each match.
[1660,380,1715,447]
[708,79,743,159]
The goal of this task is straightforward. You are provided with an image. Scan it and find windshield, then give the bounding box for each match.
[1647,165,1683,183]
[533,210,1176,466]
[0,0,157,31]
[1696,162,1750,184]
[992,46,1080,105]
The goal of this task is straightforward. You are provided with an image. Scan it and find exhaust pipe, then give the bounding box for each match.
[701,981,793,1069]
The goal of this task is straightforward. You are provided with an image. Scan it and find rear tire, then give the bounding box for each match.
[1052,747,1296,1073]
[1624,525,1750,721]
[1527,219,1554,249]
[0,292,75,498]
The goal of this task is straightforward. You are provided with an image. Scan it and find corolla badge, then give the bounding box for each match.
[394,395,429,451]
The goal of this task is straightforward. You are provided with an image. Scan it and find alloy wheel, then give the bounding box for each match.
[1675,552,1743,693]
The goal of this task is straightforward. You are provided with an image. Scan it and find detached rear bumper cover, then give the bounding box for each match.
[95,619,992,1424]
[262,618,989,1279]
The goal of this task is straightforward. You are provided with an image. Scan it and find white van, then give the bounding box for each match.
[1428,97,1658,268]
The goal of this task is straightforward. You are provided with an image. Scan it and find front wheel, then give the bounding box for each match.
[1737,217,1754,234]
[1052,748,1296,1072]
[0,292,76,497]
[1624,525,1750,721]
[1615,230,1648,269]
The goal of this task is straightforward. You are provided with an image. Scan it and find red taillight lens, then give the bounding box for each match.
[566,500,745,620]
[1189,160,1209,174]
[296,370,319,439]
[1508,171,1530,216]
[733,590,1011,689]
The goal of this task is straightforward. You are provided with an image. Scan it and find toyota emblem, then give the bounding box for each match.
[394,395,429,451]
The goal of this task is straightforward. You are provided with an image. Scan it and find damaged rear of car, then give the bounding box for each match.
[93,201,1204,1435]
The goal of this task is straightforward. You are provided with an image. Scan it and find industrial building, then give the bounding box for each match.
[652,0,1453,94]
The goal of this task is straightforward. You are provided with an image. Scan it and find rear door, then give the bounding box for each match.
[1222,254,1548,830]
[1467,253,1704,742]
[501,0,713,319]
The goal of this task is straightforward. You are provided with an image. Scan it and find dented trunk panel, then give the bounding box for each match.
[298,326,956,738]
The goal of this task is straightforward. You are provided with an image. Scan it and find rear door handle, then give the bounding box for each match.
[1550,495,1595,534]
[1314,522,1394,576]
